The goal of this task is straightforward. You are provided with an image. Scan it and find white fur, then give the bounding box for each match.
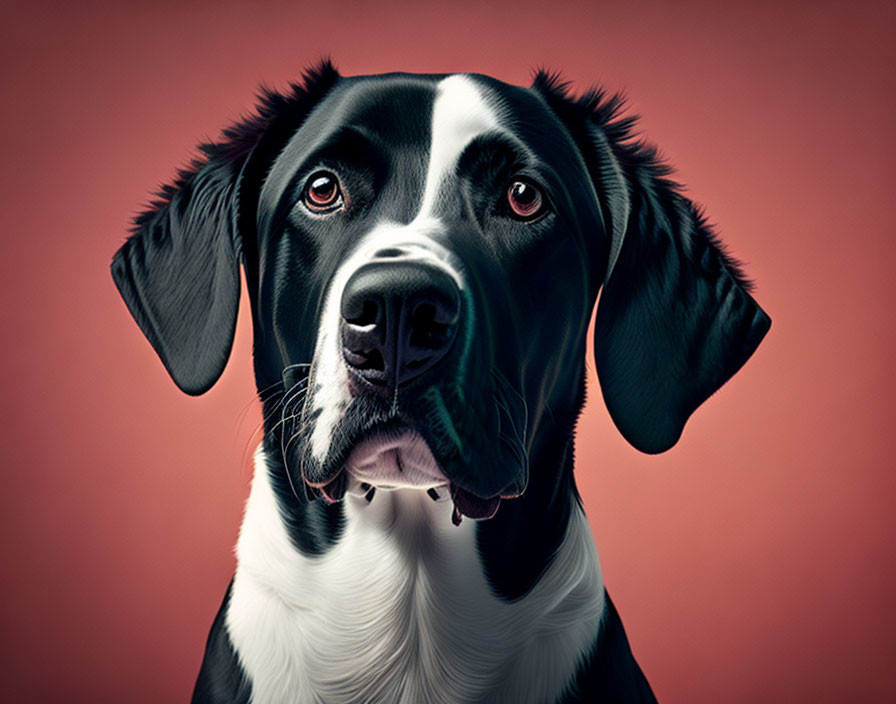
[227,449,605,704]
[415,74,501,221]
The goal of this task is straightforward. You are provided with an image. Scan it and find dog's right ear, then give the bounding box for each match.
[111,152,244,396]
[111,61,340,395]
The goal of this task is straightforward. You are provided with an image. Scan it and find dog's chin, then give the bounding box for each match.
[346,427,448,491]
[309,425,505,524]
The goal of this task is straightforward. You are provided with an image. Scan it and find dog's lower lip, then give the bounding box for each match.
[314,471,347,504]
[450,483,501,522]
[305,425,521,522]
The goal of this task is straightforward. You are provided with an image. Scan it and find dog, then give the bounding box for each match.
[112,62,770,703]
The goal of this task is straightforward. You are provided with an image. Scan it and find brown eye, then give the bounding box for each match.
[506,180,544,220]
[303,171,342,212]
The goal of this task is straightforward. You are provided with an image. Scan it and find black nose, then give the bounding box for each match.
[340,261,461,390]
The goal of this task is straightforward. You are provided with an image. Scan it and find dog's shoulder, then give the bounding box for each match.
[559,593,658,704]
[191,580,251,704]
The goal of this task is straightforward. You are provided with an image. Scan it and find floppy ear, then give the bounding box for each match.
[111,151,244,396]
[112,60,341,395]
[594,164,771,454]
[535,75,771,453]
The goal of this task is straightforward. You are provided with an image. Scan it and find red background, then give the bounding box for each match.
[2,1,894,701]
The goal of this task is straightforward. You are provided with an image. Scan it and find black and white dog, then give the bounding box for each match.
[112,63,770,703]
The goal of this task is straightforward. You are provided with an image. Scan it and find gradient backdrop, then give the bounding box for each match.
[1,1,894,702]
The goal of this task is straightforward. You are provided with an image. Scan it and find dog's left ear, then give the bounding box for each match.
[536,77,771,453]
[111,151,244,396]
[594,158,771,454]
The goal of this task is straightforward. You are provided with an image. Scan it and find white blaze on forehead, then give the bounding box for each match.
[416,74,502,220]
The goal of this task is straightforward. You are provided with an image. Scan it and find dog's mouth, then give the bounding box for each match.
[304,424,508,525]
[345,427,447,490]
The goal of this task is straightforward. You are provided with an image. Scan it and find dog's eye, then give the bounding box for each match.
[506,180,544,220]
[303,171,343,212]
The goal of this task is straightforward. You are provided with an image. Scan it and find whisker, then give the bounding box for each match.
[490,370,531,475]
[498,432,527,468]
[236,366,311,462]
[268,410,305,437]
[277,380,310,416]
[491,368,529,443]
[282,362,312,370]
[235,387,278,434]
[493,391,523,445]
[280,430,307,503]
[237,384,287,475]
[256,378,289,401]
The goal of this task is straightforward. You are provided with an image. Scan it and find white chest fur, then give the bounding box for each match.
[227,450,605,704]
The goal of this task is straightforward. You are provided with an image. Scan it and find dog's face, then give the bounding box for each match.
[112,64,769,525]
[255,73,604,519]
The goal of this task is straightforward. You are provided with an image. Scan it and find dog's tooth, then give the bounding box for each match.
[451,506,463,526]
[427,488,440,501]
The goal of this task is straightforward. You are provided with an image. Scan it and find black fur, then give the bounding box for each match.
[113,63,769,702]
[560,593,658,703]
[191,581,251,704]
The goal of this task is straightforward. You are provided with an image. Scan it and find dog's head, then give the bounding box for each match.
[112,63,769,524]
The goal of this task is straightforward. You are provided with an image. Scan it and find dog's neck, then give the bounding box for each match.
[258,369,588,599]
[227,447,604,704]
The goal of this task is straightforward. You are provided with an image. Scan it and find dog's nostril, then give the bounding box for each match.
[411,302,436,323]
[344,299,380,326]
[411,297,458,326]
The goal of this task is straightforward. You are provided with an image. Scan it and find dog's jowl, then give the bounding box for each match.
[112,63,770,704]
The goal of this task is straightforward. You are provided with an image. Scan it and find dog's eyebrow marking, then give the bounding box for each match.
[415,74,502,220]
